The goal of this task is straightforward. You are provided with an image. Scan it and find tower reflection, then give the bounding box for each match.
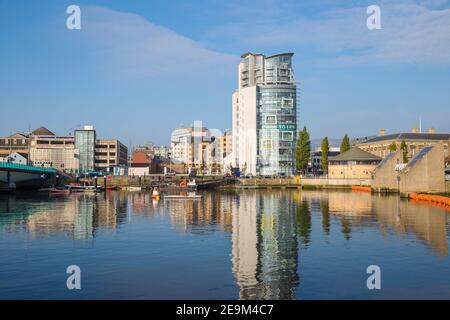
[231,190,299,300]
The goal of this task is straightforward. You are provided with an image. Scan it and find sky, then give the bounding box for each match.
[1,0,450,147]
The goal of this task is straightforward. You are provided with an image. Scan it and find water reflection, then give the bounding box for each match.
[231,190,299,299]
[301,191,449,256]
[0,193,129,240]
[0,189,449,299]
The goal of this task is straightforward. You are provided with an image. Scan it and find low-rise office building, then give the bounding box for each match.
[95,139,128,172]
[328,147,382,179]
[29,127,79,173]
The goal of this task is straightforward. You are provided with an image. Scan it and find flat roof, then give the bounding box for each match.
[360,133,450,144]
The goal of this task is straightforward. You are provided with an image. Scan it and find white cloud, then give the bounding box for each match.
[81,6,238,79]
[207,1,450,66]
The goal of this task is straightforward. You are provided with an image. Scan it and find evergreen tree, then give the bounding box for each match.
[400,140,408,163]
[321,137,329,174]
[389,142,397,152]
[295,126,311,174]
[297,201,312,248]
[321,201,330,235]
[340,134,351,153]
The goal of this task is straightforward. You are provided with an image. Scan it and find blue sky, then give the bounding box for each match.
[1,0,450,146]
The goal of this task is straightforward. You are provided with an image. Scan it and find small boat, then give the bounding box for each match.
[83,186,99,193]
[127,186,142,192]
[164,193,203,200]
[65,185,102,193]
[38,187,71,195]
[50,189,71,195]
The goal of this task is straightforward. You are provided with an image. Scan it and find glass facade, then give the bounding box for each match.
[234,52,297,176]
[75,128,96,173]
[258,85,297,175]
[265,55,294,84]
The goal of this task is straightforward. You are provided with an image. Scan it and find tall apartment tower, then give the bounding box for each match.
[232,52,297,176]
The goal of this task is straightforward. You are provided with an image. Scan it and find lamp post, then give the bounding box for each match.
[168,152,172,173]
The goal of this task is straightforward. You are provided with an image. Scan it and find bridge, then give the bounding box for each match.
[0,162,58,191]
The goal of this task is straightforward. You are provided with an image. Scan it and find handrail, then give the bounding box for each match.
[0,162,57,173]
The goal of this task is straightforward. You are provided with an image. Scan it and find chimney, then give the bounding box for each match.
[428,127,436,134]
[379,129,386,136]
[411,127,419,133]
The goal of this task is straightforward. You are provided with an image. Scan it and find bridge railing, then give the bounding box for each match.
[0,162,57,173]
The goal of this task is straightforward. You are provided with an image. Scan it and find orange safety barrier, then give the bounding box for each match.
[409,193,450,208]
[351,186,372,193]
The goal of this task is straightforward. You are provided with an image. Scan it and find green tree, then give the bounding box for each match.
[340,134,351,153]
[400,140,408,163]
[389,142,397,152]
[295,126,311,174]
[341,217,352,241]
[321,137,329,174]
[321,201,330,235]
[297,200,312,248]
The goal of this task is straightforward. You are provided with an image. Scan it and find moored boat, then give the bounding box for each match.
[164,192,202,200]
[126,186,142,192]
[65,185,103,193]
[38,187,71,195]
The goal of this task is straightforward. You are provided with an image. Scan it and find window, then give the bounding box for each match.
[262,139,273,151]
[281,131,293,141]
[265,115,277,125]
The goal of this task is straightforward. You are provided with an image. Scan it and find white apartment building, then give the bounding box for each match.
[232,52,297,176]
[170,124,210,165]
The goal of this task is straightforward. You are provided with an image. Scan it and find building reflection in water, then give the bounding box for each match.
[165,192,233,234]
[164,190,300,299]
[0,192,129,240]
[0,188,448,299]
[301,191,448,256]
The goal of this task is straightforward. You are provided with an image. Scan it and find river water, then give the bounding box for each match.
[0,190,449,299]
